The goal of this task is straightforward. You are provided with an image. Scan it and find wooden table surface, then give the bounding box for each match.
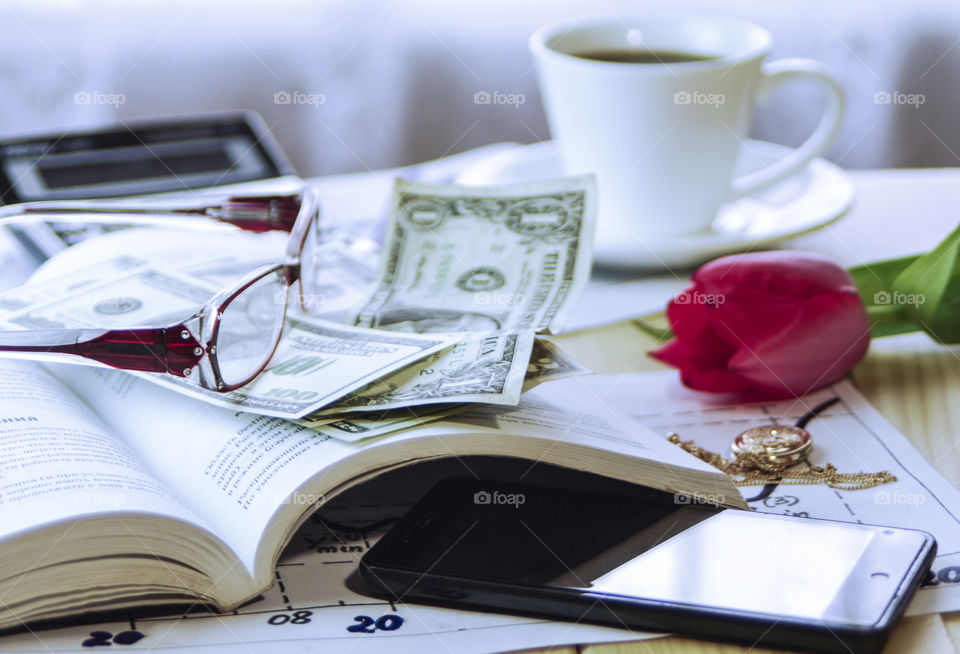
[538,169,960,654]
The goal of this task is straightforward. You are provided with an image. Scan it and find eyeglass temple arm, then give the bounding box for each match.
[0,326,203,376]
[0,195,302,233]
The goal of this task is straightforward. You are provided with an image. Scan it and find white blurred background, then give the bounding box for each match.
[1,0,958,176]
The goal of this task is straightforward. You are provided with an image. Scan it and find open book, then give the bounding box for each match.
[0,358,745,630]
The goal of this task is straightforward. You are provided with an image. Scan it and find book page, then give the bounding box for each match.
[449,382,718,474]
[52,363,361,578]
[379,375,733,488]
[0,361,202,538]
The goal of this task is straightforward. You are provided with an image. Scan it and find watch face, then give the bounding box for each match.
[732,424,813,465]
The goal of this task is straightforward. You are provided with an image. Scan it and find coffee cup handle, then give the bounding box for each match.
[729,58,845,198]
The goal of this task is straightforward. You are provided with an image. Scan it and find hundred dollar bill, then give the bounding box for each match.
[0,259,458,419]
[0,255,151,319]
[17,225,379,324]
[352,176,597,335]
[305,330,536,415]
[181,315,457,417]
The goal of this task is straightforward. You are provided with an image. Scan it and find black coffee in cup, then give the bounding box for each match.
[572,49,717,64]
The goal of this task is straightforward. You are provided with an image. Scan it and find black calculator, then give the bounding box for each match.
[0,111,296,259]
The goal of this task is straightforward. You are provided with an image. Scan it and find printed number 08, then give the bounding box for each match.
[267,610,313,625]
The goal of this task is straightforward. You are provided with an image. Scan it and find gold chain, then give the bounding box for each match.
[668,433,897,490]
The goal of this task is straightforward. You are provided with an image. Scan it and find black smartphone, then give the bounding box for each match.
[359,478,935,654]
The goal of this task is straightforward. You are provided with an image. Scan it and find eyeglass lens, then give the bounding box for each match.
[215,269,287,387]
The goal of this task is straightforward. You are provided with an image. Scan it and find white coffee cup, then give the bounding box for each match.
[529,14,845,250]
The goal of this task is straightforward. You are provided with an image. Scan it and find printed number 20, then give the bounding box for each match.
[81,630,145,647]
[347,614,404,633]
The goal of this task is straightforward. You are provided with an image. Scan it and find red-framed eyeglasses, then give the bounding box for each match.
[0,189,321,392]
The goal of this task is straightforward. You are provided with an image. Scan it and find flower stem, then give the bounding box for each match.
[864,304,919,338]
[632,318,674,343]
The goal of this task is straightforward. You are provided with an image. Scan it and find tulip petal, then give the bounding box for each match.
[650,329,748,393]
[726,293,870,397]
[665,288,713,340]
[693,251,860,299]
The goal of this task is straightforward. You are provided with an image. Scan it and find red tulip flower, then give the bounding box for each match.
[650,251,871,398]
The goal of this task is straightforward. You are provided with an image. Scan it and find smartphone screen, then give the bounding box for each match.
[583,509,875,620]
[363,479,934,631]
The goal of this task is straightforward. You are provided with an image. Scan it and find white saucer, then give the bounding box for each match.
[456,140,855,269]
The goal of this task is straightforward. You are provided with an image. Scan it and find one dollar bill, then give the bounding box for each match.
[352,176,597,335]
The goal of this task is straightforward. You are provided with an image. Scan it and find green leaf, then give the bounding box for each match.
[849,255,919,304]
[849,255,921,338]
[890,223,960,344]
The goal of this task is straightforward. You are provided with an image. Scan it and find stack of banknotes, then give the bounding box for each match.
[0,176,598,442]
